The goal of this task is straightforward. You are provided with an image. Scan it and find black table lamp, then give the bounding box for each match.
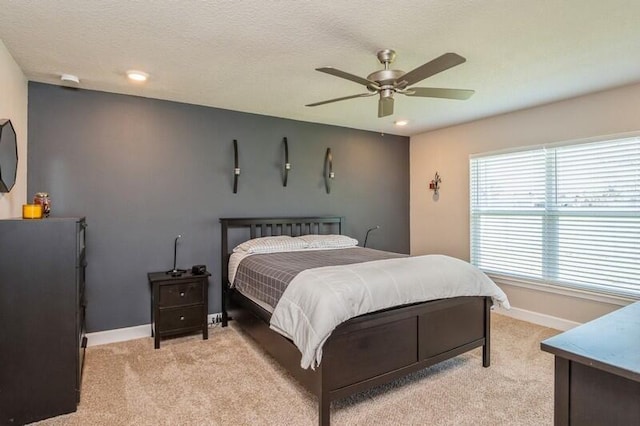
[166,235,187,276]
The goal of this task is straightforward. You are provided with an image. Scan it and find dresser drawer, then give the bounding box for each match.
[158,281,203,307]
[158,305,204,332]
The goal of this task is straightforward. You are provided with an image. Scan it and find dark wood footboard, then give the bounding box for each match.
[229,290,491,426]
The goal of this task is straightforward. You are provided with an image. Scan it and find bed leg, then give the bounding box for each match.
[319,393,330,426]
[483,297,491,367]
[483,341,490,367]
[221,284,229,327]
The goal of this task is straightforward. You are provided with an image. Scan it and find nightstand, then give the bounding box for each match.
[148,271,210,349]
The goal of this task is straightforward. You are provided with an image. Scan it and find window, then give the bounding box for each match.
[470,135,640,298]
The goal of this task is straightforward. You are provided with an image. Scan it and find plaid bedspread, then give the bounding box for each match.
[233,248,405,312]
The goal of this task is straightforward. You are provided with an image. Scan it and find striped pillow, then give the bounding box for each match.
[233,236,308,254]
[296,234,358,249]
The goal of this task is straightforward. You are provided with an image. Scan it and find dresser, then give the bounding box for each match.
[148,271,210,349]
[0,217,87,425]
[541,302,640,426]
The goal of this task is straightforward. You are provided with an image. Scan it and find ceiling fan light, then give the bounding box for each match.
[126,70,149,82]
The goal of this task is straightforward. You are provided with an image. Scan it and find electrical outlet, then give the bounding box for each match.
[208,312,223,326]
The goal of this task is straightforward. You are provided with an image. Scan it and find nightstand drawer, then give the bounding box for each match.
[158,305,204,331]
[158,281,203,307]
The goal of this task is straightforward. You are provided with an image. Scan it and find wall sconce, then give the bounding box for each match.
[324,148,334,194]
[283,137,291,187]
[233,139,240,194]
[429,172,441,196]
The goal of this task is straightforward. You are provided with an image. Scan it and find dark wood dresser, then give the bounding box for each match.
[0,217,87,425]
[541,302,640,426]
[148,271,210,349]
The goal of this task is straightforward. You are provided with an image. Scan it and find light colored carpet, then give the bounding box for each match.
[33,314,559,425]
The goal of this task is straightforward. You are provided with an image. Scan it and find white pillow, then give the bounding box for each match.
[233,235,308,254]
[296,234,358,249]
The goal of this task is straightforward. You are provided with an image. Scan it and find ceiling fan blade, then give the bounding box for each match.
[396,53,466,89]
[378,97,394,118]
[306,92,375,107]
[404,87,475,100]
[316,67,378,88]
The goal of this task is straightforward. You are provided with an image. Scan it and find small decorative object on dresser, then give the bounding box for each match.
[33,192,51,217]
[22,203,43,219]
[148,270,210,349]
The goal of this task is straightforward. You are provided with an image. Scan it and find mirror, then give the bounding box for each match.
[0,119,18,193]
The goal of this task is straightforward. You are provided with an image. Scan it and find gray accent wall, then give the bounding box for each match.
[28,82,409,332]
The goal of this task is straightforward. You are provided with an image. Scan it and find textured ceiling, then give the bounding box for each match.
[1,0,639,136]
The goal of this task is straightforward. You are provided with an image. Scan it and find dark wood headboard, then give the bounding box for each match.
[219,216,344,287]
[218,216,344,324]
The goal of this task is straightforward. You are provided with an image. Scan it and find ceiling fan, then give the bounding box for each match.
[306,49,474,118]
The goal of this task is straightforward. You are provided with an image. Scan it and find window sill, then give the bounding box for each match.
[489,273,639,307]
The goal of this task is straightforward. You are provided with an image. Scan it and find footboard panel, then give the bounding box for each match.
[323,317,418,389]
[418,297,485,359]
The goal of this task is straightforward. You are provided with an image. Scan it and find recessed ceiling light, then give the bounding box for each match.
[394,120,408,126]
[126,70,149,82]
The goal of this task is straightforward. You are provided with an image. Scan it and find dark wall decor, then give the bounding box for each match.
[233,139,240,193]
[0,119,18,193]
[28,82,409,332]
[282,137,290,187]
[324,147,334,194]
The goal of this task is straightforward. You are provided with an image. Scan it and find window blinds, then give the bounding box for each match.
[470,136,640,298]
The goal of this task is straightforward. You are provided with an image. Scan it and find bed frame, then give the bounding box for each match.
[220,217,491,426]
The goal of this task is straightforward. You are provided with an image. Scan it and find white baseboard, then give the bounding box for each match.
[87,324,150,347]
[86,313,223,347]
[494,306,581,331]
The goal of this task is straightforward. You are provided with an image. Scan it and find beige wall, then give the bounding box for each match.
[0,40,27,218]
[410,82,640,325]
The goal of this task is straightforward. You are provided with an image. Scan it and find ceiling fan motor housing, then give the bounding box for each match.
[367,69,405,87]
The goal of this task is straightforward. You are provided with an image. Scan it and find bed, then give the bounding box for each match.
[220,216,500,425]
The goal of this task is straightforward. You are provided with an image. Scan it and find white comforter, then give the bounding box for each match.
[269,254,510,369]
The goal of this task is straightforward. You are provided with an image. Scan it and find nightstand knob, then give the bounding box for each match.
[180,292,185,297]
[180,316,185,321]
